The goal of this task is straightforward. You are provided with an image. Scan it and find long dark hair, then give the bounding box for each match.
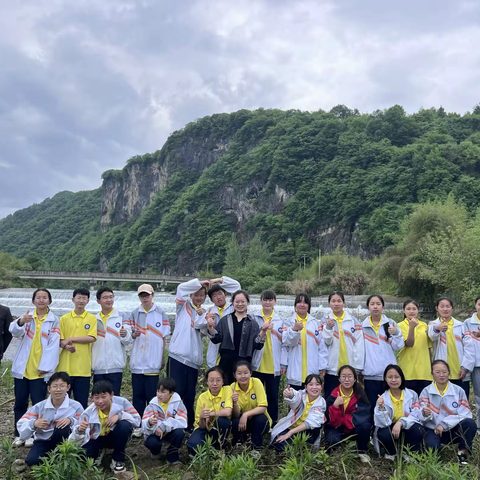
[338,365,370,405]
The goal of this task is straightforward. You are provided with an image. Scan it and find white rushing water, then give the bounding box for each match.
[0,288,375,319]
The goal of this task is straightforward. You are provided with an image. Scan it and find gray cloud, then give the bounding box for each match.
[1,0,480,219]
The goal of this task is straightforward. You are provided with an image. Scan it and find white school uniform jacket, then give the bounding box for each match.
[129,304,171,374]
[69,396,140,446]
[17,394,84,441]
[428,318,475,373]
[141,393,188,438]
[362,315,404,381]
[92,309,132,374]
[320,312,365,375]
[9,311,60,382]
[202,276,241,368]
[373,388,420,429]
[462,313,480,368]
[270,389,326,443]
[251,310,287,377]
[414,382,472,431]
[168,279,207,369]
[283,314,328,386]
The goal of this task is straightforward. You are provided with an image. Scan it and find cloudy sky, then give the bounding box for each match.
[1,0,480,219]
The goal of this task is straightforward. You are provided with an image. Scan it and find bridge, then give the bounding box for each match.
[15,270,193,290]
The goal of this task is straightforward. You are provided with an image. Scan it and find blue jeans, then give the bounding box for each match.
[324,421,372,453]
[83,420,132,462]
[131,374,159,418]
[186,417,231,455]
[232,413,270,448]
[25,426,71,466]
[144,428,185,463]
[14,377,47,436]
[424,419,476,453]
[167,357,198,431]
[376,423,423,455]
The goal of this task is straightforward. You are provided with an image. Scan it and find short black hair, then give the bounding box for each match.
[205,366,225,383]
[96,286,114,300]
[383,364,406,390]
[436,296,454,308]
[234,360,252,374]
[431,359,450,374]
[232,290,250,304]
[73,287,90,299]
[260,290,277,301]
[157,377,176,392]
[208,284,227,300]
[48,371,71,386]
[328,291,345,303]
[92,380,113,396]
[305,373,323,386]
[295,292,311,313]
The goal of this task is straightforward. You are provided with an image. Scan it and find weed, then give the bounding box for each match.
[0,438,16,480]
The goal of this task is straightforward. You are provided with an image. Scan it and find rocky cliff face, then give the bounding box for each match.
[100,134,231,231]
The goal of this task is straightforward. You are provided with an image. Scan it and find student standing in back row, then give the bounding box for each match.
[428,297,474,397]
[129,284,170,438]
[251,290,286,424]
[283,293,327,391]
[10,289,61,447]
[58,287,97,409]
[321,292,364,398]
[204,277,241,368]
[167,278,211,432]
[92,287,132,396]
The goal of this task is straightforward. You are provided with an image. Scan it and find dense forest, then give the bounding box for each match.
[1,104,480,303]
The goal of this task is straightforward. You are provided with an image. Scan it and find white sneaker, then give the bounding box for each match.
[384,454,396,461]
[13,459,26,473]
[150,452,162,459]
[12,437,25,447]
[251,449,261,460]
[132,427,143,438]
[25,437,35,448]
[358,453,371,464]
[110,459,126,473]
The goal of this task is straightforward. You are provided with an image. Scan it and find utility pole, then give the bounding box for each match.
[318,248,321,279]
[301,254,308,270]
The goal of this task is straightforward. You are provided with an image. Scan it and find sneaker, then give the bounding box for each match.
[150,452,162,459]
[402,453,413,463]
[251,449,261,460]
[110,460,126,473]
[358,453,371,464]
[25,437,35,448]
[132,427,143,438]
[458,452,468,466]
[384,454,396,462]
[13,459,26,473]
[12,437,25,447]
[167,460,182,470]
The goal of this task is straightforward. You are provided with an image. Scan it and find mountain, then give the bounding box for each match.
[1,105,480,277]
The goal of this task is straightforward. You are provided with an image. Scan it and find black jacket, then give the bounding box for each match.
[209,313,265,359]
[0,304,14,361]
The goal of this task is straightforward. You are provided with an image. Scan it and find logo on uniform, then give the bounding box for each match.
[172,409,177,417]
[315,330,319,336]
[115,322,121,328]
[452,402,458,408]
[85,324,90,330]
[351,327,355,333]
[251,394,256,400]
[156,322,161,327]
[278,327,283,334]
[221,401,225,407]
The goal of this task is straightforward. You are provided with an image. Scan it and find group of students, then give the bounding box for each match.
[6,277,480,471]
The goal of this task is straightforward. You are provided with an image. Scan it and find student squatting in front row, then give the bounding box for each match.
[8,281,480,471]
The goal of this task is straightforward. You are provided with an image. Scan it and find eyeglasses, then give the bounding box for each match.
[50,384,68,390]
[207,378,223,384]
[339,375,354,380]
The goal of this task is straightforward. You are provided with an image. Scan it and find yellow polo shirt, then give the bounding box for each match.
[230,378,272,426]
[258,310,274,375]
[339,386,353,412]
[24,311,47,380]
[292,396,315,428]
[58,310,97,377]
[389,390,404,423]
[297,314,308,383]
[195,387,233,428]
[398,319,432,381]
[369,317,381,337]
[98,403,111,436]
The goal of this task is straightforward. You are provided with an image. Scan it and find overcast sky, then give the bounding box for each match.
[1,0,480,219]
